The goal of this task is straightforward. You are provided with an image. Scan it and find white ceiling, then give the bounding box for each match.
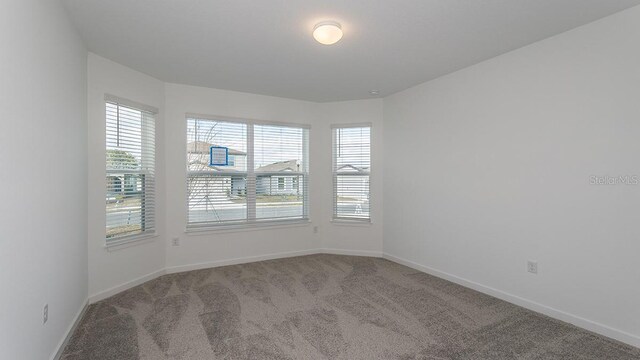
[61,0,640,102]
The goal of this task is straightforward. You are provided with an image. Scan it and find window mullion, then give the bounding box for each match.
[246,123,256,220]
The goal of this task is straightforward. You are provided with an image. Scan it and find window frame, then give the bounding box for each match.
[185,113,311,231]
[104,94,158,247]
[331,123,372,223]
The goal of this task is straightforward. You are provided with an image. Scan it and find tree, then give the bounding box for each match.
[106,149,139,170]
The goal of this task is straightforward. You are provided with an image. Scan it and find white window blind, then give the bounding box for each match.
[333,125,371,221]
[105,96,156,244]
[187,117,309,229]
[254,124,309,221]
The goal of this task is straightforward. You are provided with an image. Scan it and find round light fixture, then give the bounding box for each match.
[313,21,343,45]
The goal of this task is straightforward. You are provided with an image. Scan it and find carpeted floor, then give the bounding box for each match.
[61,254,640,359]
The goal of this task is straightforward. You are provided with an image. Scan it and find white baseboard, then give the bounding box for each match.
[319,248,383,257]
[383,253,640,349]
[89,268,166,303]
[51,299,88,360]
[165,249,319,274]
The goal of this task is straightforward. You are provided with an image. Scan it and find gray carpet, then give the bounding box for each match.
[61,254,640,359]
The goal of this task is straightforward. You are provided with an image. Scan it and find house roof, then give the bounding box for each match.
[336,164,369,172]
[256,159,300,173]
[187,141,246,155]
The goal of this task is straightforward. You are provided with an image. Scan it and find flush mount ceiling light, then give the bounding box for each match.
[313,21,343,45]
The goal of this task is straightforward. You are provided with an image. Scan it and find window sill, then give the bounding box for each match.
[331,218,373,227]
[185,219,311,235]
[105,233,158,251]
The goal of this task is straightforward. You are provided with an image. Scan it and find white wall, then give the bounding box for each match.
[87,54,166,299]
[0,1,87,359]
[317,100,384,255]
[383,6,640,347]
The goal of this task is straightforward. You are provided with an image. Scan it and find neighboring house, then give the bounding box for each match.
[255,159,301,196]
[187,141,247,171]
[187,142,303,198]
[106,175,140,192]
[187,141,247,197]
[106,175,142,202]
[106,148,142,202]
[335,164,370,201]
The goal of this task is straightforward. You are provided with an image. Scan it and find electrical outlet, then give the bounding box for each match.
[527,261,538,274]
[172,237,180,246]
[43,304,48,324]
[313,226,319,234]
